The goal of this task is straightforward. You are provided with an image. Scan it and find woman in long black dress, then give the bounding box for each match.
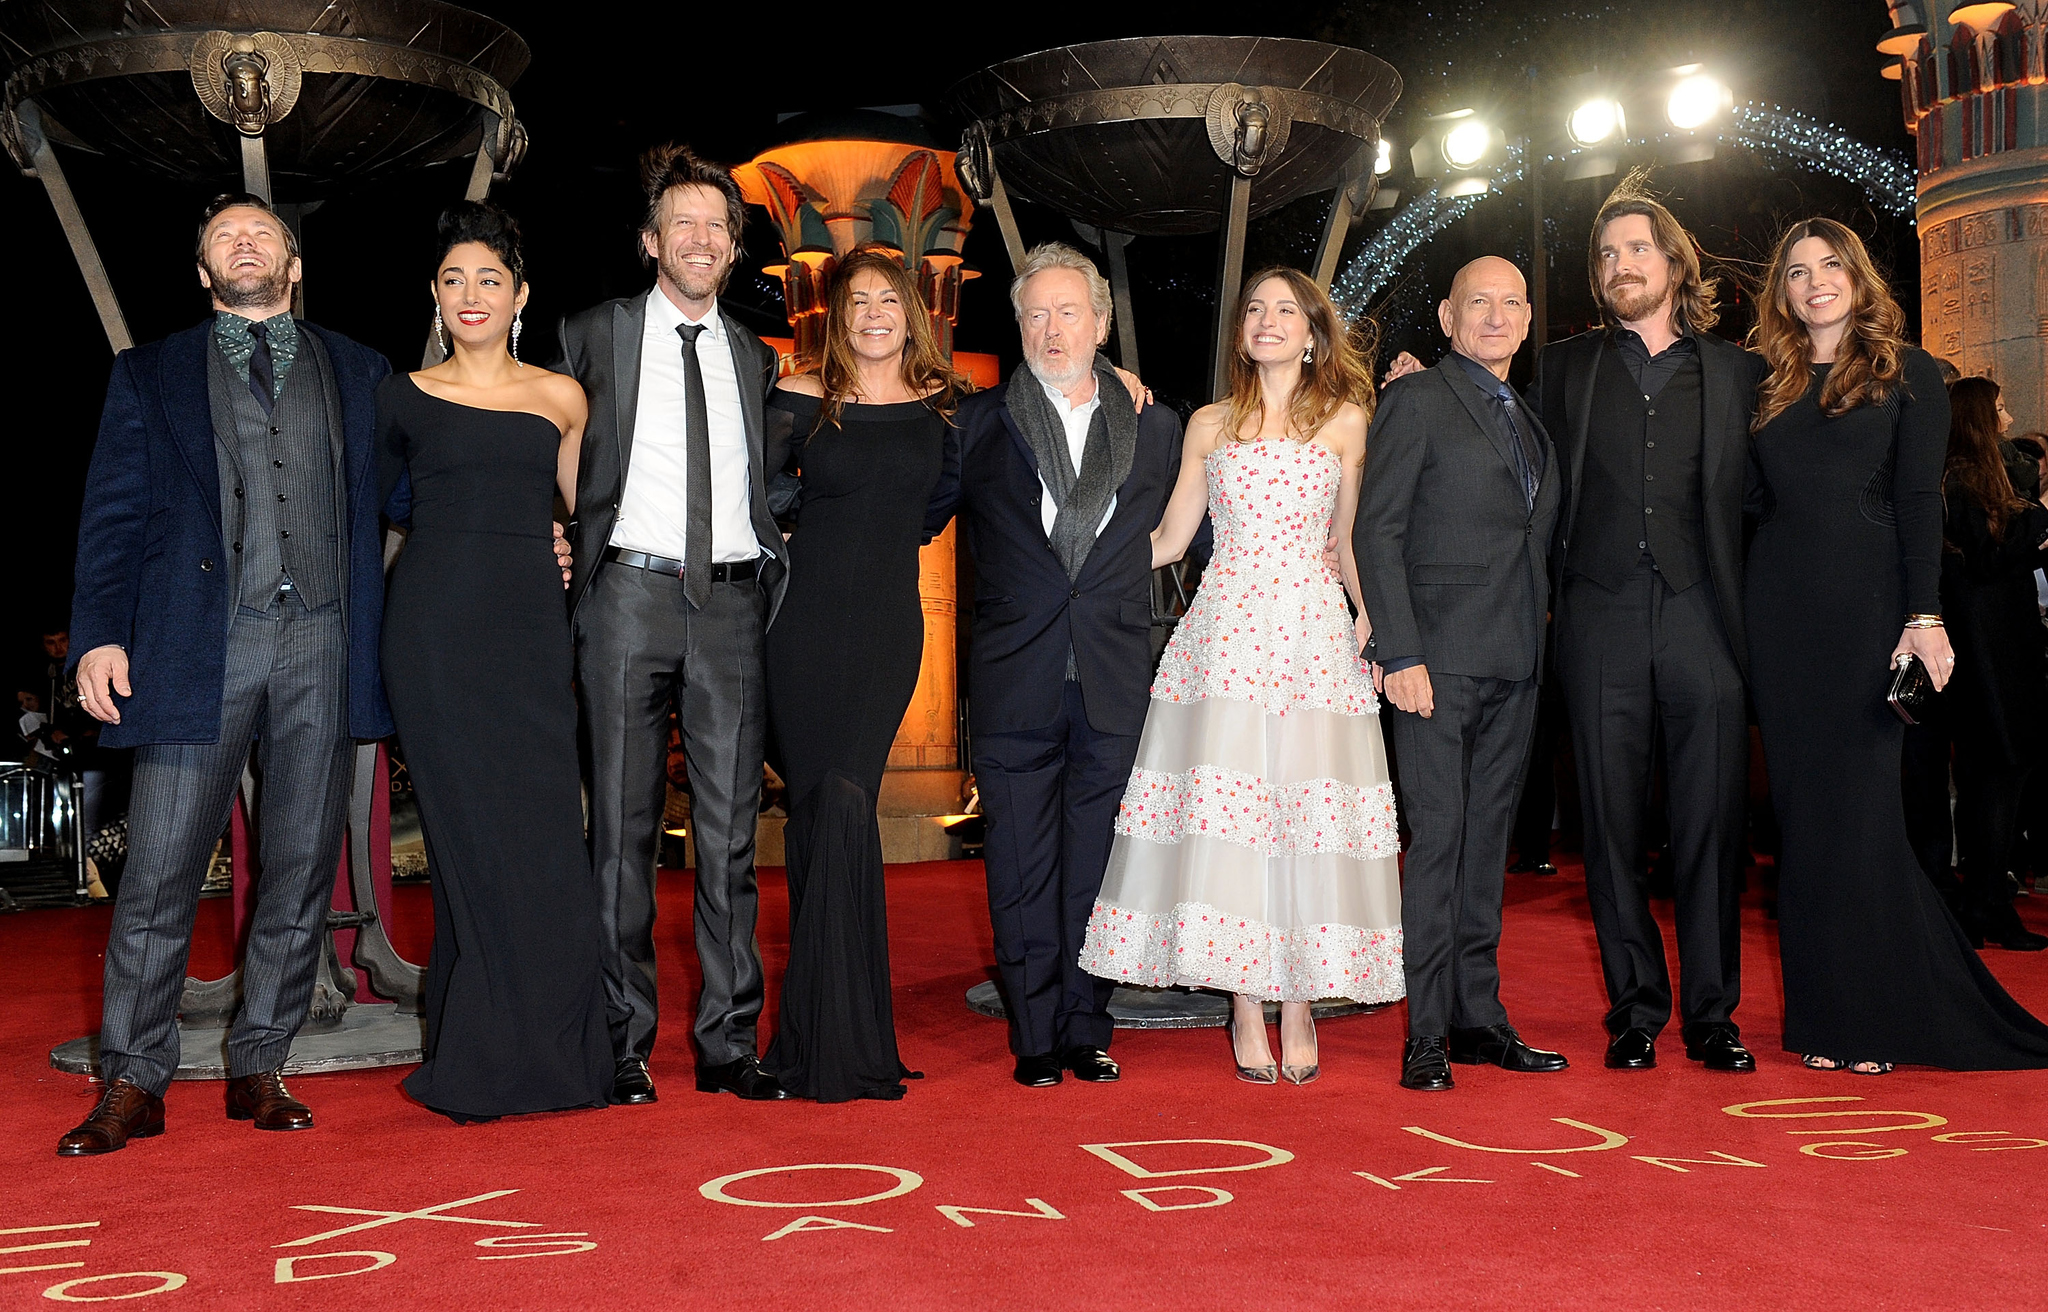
[1942,377,2048,951]
[761,249,968,1101]
[1745,216,2048,1073]
[378,202,613,1120]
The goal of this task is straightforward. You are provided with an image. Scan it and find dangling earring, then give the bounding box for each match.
[511,309,523,365]
[1302,343,1314,365]
[433,303,447,357]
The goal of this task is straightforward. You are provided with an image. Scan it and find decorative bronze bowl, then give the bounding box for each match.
[949,35,1401,236]
[0,0,526,197]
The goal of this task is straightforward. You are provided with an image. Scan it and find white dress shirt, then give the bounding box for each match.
[612,289,759,563]
[1036,375,1116,538]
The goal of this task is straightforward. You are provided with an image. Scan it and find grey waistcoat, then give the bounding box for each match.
[208,334,347,611]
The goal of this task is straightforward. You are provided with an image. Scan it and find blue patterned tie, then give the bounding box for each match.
[1495,380,1538,508]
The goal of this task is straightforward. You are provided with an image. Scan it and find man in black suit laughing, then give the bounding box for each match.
[1356,256,1568,1092]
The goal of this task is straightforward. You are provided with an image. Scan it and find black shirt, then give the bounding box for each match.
[1610,325,1698,401]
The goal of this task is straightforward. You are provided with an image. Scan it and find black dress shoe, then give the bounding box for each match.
[1400,1037,1454,1091]
[1684,1026,1758,1073]
[696,1056,790,1100]
[1061,1046,1120,1082]
[1507,858,1559,876]
[1013,1054,1063,1088]
[1449,1023,1569,1072]
[612,1058,657,1104]
[1605,1028,1657,1070]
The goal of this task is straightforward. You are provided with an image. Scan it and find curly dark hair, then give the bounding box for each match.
[638,142,746,260]
[436,199,525,286]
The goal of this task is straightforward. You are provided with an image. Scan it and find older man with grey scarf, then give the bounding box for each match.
[924,243,1184,1088]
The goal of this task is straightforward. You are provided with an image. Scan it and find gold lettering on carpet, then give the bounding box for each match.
[1402,1117,1629,1154]
[761,1217,894,1241]
[1630,1152,1768,1174]
[934,1198,1064,1228]
[1080,1139,1295,1178]
[0,1222,97,1279]
[475,1234,597,1259]
[276,1189,538,1248]
[699,1164,924,1208]
[1121,1187,1234,1211]
[274,1252,396,1283]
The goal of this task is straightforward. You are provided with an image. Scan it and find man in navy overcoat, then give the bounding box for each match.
[58,195,394,1155]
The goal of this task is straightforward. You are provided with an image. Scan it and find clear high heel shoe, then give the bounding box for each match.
[1227,1012,1277,1084]
[1281,1012,1319,1086]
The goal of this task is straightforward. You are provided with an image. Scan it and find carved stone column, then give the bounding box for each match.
[1890,1,2048,429]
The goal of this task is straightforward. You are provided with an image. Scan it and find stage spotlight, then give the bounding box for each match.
[1567,97,1624,148]
[1442,119,1493,169]
[1666,72,1730,131]
[1375,137,1393,175]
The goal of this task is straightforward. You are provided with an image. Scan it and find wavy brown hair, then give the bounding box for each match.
[1587,177,1720,332]
[1221,266,1376,443]
[812,246,969,429]
[1946,376,2026,543]
[1749,217,1911,432]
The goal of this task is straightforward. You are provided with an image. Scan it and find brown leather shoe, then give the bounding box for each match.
[57,1079,165,1156]
[226,1070,314,1131]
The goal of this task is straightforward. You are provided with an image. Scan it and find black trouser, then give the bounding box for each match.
[973,679,1137,1057]
[576,563,768,1068]
[99,592,353,1095]
[1511,675,1567,864]
[1387,672,1537,1038]
[1557,563,1747,1041]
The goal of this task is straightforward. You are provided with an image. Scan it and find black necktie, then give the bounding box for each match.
[1494,380,1539,509]
[248,321,276,417]
[677,322,713,608]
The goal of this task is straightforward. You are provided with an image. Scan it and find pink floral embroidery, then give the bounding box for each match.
[1116,766,1401,860]
[1079,900,1406,1004]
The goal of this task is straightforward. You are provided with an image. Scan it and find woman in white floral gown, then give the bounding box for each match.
[1078,267,1401,1085]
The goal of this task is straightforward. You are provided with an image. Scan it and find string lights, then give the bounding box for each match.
[1726,105,1918,217]
[1332,102,1917,319]
[1333,144,1527,314]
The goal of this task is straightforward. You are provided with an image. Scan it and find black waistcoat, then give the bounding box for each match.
[1569,342,1708,593]
[208,337,345,609]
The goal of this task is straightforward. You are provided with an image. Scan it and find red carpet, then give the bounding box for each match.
[3,858,2046,1310]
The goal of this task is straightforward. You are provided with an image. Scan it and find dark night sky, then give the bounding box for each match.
[2,0,1912,667]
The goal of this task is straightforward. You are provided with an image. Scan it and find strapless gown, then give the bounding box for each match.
[1078,438,1405,1003]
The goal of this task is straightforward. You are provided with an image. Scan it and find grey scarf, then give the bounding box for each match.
[1006,357,1138,582]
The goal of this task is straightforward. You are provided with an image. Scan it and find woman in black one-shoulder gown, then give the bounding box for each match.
[379,202,612,1120]
[1745,218,2048,1073]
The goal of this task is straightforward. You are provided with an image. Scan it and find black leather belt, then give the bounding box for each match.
[603,546,760,583]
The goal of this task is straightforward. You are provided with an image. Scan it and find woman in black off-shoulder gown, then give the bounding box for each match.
[377,202,612,1120]
[762,386,945,1102]
[760,248,971,1101]
[1745,218,2048,1071]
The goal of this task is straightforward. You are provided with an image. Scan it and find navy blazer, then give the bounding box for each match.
[68,320,395,747]
[925,375,1183,738]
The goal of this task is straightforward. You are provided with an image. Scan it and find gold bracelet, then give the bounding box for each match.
[1903,617,1944,629]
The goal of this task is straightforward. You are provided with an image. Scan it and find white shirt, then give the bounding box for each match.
[1036,376,1116,538]
[612,290,758,563]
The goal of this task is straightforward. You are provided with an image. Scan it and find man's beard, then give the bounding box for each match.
[205,256,293,311]
[1024,347,1093,392]
[1605,277,1668,324]
[660,248,727,302]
